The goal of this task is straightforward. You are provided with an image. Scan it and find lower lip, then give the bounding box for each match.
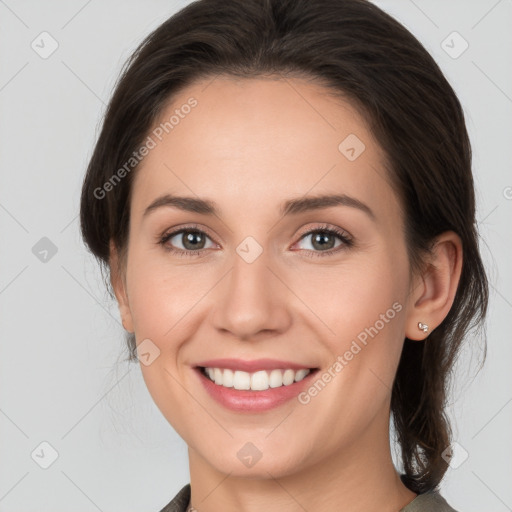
[194,367,318,412]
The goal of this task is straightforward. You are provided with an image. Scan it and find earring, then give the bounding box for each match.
[418,322,429,333]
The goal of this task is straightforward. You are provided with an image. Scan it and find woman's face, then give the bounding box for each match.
[116,76,418,478]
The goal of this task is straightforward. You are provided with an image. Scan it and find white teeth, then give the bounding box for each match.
[282,369,295,386]
[203,367,312,391]
[222,368,234,387]
[233,370,251,390]
[250,370,269,391]
[269,369,283,388]
[294,368,310,382]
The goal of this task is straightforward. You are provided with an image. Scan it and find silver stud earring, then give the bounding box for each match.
[418,322,429,333]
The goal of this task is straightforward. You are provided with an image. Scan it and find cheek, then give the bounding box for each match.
[309,255,405,326]
[315,252,409,382]
[293,262,408,440]
[125,250,210,340]
[125,253,206,433]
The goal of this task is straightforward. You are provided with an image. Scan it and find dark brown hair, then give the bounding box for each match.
[80,0,488,495]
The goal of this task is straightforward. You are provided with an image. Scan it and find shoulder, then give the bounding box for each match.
[158,483,191,512]
[400,489,459,512]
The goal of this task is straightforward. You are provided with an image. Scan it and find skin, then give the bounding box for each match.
[110,75,462,512]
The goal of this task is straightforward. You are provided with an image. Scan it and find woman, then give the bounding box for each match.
[79,0,488,510]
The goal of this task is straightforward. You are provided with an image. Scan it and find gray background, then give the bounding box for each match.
[0,0,510,510]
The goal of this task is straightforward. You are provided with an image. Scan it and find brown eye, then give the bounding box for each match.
[159,227,217,255]
[178,231,207,250]
[294,225,353,258]
[306,231,338,251]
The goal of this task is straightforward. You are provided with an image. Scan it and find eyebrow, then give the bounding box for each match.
[143,193,375,220]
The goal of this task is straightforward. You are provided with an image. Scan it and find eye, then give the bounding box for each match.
[158,225,217,257]
[158,223,353,258]
[293,224,353,258]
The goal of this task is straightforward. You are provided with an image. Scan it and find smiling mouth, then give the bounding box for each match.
[197,366,319,391]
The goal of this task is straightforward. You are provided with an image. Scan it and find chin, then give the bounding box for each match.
[197,442,309,480]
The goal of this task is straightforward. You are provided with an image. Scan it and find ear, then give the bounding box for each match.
[405,231,463,341]
[109,240,134,333]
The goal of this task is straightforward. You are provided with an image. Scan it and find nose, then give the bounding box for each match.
[211,249,292,341]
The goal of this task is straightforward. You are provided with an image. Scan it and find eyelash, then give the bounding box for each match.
[157,223,354,259]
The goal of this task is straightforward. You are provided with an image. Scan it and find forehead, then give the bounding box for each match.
[131,76,396,222]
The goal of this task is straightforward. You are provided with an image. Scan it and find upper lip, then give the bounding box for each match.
[194,358,317,372]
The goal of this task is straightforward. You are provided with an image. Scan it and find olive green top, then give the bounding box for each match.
[158,483,458,511]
